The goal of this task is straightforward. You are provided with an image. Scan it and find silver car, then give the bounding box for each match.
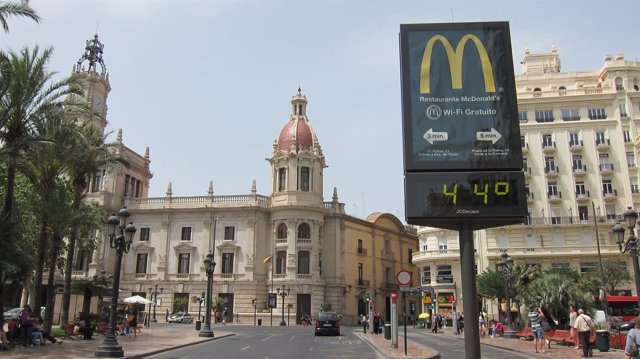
[168,312,193,324]
[3,307,21,321]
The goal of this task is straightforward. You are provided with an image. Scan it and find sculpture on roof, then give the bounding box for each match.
[77,34,107,75]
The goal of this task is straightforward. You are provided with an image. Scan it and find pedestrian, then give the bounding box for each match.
[527,305,545,354]
[574,308,594,357]
[361,314,368,334]
[456,312,463,335]
[569,304,579,349]
[373,312,381,334]
[19,304,36,348]
[432,313,440,333]
[478,313,485,337]
[624,315,640,359]
[166,309,170,322]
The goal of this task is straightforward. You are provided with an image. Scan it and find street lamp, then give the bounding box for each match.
[496,251,517,339]
[95,206,137,358]
[612,207,640,307]
[199,251,216,337]
[277,285,290,326]
[148,285,163,324]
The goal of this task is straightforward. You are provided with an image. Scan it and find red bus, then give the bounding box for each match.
[607,296,639,322]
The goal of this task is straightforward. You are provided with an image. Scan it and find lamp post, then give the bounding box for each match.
[199,252,216,337]
[95,207,137,358]
[612,207,640,307]
[149,285,163,323]
[496,251,517,339]
[277,285,290,326]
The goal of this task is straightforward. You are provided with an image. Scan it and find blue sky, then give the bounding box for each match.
[3,0,639,223]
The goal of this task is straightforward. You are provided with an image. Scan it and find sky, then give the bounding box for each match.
[3,0,640,223]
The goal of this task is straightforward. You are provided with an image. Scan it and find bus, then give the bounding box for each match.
[607,296,639,322]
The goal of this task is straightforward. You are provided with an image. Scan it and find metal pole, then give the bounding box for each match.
[95,251,124,357]
[152,285,158,322]
[403,291,407,356]
[280,286,286,326]
[459,222,481,359]
[629,235,640,308]
[593,202,609,319]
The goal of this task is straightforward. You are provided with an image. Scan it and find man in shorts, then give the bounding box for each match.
[528,305,545,354]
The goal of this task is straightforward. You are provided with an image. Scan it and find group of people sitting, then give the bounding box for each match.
[2,304,63,350]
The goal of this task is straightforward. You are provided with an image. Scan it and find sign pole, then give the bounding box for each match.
[391,293,398,349]
[460,222,481,359]
[403,291,408,356]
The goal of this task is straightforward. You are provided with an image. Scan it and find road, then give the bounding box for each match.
[147,324,384,359]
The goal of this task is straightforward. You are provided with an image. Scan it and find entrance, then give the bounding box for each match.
[218,293,234,324]
[296,294,311,324]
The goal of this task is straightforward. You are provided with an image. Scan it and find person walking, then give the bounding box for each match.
[569,304,579,349]
[361,314,368,334]
[373,312,381,334]
[165,309,170,322]
[625,315,640,359]
[527,305,545,354]
[574,308,595,357]
[19,304,36,348]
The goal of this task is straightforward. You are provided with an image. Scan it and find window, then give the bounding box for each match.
[602,179,614,195]
[524,234,536,248]
[297,223,310,239]
[544,157,555,171]
[551,262,570,269]
[422,243,428,251]
[222,253,234,274]
[408,249,413,264]
[496,233,509,248]
[628,152,636,168]
[277,223,287,239]
[73,249,91,271]
[615,77,624,91]
[422,266,431,285]
[588,107,607,120]
[578,206,589,221]
[576,182,586,196]
[140,227,150,241]
[297,251,310,274]
[438,237,447,251]
[580,262,597,275]
[572,155,583,171]
[542,134,553,147]
[535,110,554,123]
[178,253,190,274]
[91,169,104,192]
[135,253,148,274]
[436,265,453,283]
[358,263,363,282]
[181,227,191,241]
[606,205,617,221]
[522,159,528,171]
[384,239,391,253]
[561,108,580,121]
[620,102,628,117]
[568,132,580,146]
[632,178,640,193]
[224,226,235,241]
[520,136,526,148]
[276,251,286,274]
[300,167,310,191]
[124,174,130,196]
[519,111,528,123]
[595,131,606,145]
[624,130,632,143]
[278,168,286,192]
[548,182,558,196]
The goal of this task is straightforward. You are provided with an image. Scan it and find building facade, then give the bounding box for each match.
[47,35,420,326]
[413,47,640,319]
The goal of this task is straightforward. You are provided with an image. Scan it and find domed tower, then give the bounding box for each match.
[268,88,326,207]
[71,34,111,134]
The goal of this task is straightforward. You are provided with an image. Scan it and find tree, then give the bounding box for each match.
[593,260,631,296]
[0,0,39,33]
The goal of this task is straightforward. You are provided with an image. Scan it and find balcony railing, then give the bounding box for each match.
[487,244,621,256]
[355,279,370,287]
[521,215,612,226]
[357,247,368,255]
[599,163,615,171]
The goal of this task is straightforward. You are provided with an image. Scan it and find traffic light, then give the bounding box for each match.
[410,302,415,315]
[320,304,324,312]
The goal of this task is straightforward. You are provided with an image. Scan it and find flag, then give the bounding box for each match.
[263,255,272,264]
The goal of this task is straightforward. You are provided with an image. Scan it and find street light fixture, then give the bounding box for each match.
[95,206,137,358]
[496,251,517,339]
[277,285,290,326]
[199,251,216,337]
[148,284,163,324]
[612,207,640,307]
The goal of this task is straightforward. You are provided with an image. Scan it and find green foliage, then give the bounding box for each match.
[173,296,189,313]
[0,0,40,33]
[211,297,225,312]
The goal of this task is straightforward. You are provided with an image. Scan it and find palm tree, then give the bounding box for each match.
[0,0,40,33]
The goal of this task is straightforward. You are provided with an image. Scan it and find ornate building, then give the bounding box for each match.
[413,47,640,319]
[51,35,419,326]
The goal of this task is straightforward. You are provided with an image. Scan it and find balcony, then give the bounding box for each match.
[522,142,529,155]
[569,140,584,153]
[572,165,587,177]
[412,249,464,261]
[355,279,370,287]
[297,238,312,246]
[596,138,611,151]
[542,141,557,154]
[523,166,532,178]
[575,190,591,203]
[633,186,640,198]
[526,192,535,203]
[357,247,368,256]
[599,163,614,174]
[486,244,622,258]
[603,189,618,201]
[547,191,562,203]
[545,166,560,178]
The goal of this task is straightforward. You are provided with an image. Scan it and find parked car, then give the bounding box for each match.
[168,312,193,324]
[3,307,21,321]
[314,312,340,336]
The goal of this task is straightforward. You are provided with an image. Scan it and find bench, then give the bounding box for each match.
[61,324,83,340]
[515,327,533,340]
[547,329,572,344]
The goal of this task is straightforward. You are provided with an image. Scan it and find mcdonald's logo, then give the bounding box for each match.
[420,34,496,94]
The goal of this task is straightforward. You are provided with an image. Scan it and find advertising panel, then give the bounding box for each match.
[400,22,522,171]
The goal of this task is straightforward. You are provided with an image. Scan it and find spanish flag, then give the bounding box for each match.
[262,255,272,264]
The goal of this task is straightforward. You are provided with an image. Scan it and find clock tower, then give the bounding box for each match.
[72,34,111,134]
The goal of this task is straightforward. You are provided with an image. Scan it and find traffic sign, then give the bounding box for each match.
[396,269,412,286]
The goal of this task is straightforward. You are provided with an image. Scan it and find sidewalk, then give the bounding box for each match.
[0,326,233,359]
[357,326,626,359]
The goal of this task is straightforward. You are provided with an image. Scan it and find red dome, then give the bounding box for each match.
[277,119,314,151]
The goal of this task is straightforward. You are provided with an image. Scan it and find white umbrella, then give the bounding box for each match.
[123,295,153,304]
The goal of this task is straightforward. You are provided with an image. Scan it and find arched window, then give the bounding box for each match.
[277,223,288,239]
[297,223,310,239]
[615,77,624,91]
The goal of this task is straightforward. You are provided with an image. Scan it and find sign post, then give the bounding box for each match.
[396,270,412,355]
[401,22,525,359]
[391,293,398,349]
